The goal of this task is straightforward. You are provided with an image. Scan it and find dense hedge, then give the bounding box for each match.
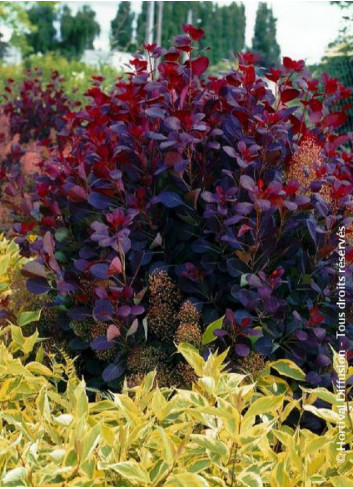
[1,27,353,392]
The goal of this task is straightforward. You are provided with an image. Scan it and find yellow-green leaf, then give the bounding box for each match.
[269,359,306,381]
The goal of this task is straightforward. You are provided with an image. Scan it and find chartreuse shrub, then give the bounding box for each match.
[0,53,119,103]
[0,236,70,363]
[0,234,40,328]
[6,26,353,386]
[0,325,352,487]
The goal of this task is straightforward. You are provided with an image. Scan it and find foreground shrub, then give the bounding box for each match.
[8,27,353,386]
[0,234,33,325]
[0,326,352,487]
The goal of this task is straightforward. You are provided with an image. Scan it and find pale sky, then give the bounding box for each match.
[62,0,346,64]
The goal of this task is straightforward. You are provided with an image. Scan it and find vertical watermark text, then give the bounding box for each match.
[336,225,346,464]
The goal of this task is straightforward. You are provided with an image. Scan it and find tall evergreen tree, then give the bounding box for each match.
[252,3,280,67]
[111,2,134,51]
[59,5,100,58]
[135,1,246,64]
[136,1,148,46]
[25,2,58,54]
[136,1,194,48]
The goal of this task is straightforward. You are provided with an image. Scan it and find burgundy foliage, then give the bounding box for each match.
[5,28,353,386]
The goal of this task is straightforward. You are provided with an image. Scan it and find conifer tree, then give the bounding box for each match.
[252,2,281,67]
[60,5,100,58]
[111,2,134,51]
[25,2,58,54]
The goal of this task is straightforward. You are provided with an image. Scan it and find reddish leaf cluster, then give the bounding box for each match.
[3,28,353,386]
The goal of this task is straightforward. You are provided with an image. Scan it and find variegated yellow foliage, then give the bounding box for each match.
[0,330,352,487]
[0,237,352,486]
[0,234,27,299]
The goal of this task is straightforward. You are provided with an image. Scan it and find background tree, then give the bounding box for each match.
[60,5,100,58]
[315,2,353,132]
[25,2,58,54]
[110,2,134,51]
[136,1,148,46]
[252,2,280,67]
[0,1,33,55]
[135,1,246,65]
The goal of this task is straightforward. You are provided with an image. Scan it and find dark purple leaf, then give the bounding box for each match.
[118,305,131,318]
[263,296,279,314]
[165,116,181,130]
[214,329,228,337]
[93,300,114,322]
[145,107,166,118]
[306,371,321,384]
[223,146,237,158]
[247,274,262,288]
[131,305,145,316]
[43,231,55,256]
[316,354,331,368]
[67,307,91,321]
[26,277,51,295]
[158,191,184,208]
[22,261,47,279]
[240,175,256,192]
[234,202,253,215]
[256,199,271,212]
[91,336,115,351]
[145,131,167,140]
[88,192,112,210]
[234,343,250,357]
[102,363,124,382]
[295,330,308,341]
[313,328,326,341]
[89,263,109,279]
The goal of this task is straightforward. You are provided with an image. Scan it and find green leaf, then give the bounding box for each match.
[269,359,306,381]
[190,435,228,457]
[80,424,101,462]
[99,461,149,484]
[303,405,340,424]
[237,470,263,487]
[156,426,175,465]
[301,387,336,405]
[55,228,69,242]
[202,316,224,345]
[330,475,353,487]
[17,310,41,327]
[244,395,284,421]
[165,472,209,487]
[177,343,204,376]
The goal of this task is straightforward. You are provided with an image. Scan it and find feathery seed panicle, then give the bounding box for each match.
[175,362,198,388]
[287,138,323,190]
[174,322,202,347]
[147,303,178,340]
[148,269,181,306]
[178,301,201,326]
[70,319,93,343]
[287,137,336,205]
[236,352,267,377]
[127,344,167,373]
[90,321,108,340]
